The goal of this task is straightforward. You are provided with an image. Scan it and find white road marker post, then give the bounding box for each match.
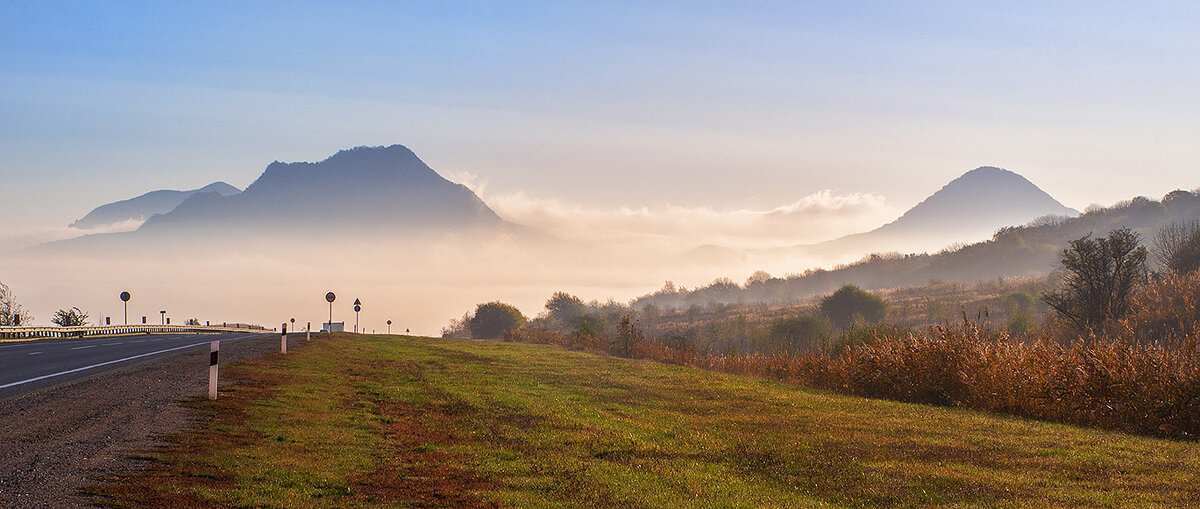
[281,322,288,354]
[208,341,219,400]
[306,322,311,341]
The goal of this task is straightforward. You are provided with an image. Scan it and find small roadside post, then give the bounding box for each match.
[353,298,362,333]
[306,321,311,341]
[209,341,219,400]
[281,322,288,354]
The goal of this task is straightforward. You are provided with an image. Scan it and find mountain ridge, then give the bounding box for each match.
[138,144,505,235]
[69,181,241,230]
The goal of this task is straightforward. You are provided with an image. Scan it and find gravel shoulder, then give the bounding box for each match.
[0,333,300,508]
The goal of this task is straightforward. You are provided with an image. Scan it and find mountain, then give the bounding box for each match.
[69,182,241,230]
[137,144,505,235]
[805,166,1079,259]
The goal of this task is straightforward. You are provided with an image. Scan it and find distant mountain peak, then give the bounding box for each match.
[807,166,1079,258]
[888,166,1078,228]
[138,143,505,234]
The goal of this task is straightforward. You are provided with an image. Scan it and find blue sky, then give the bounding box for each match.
[3,1,1199,246]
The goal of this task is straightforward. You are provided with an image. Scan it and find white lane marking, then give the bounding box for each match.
[129,340,146,343]
[28,351,43,355]
[0,334,263,390]
[102,342,122,346]
[70,345,97,350]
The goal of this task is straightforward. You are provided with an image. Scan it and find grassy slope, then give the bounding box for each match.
[92,333,1200,508]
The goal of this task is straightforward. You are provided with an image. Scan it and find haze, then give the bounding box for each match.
[2,3,1199,333]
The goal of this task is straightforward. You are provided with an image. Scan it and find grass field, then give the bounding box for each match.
[91,333,1200,508]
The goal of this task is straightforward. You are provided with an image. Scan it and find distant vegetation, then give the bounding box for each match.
[633,189,1200,311]
[450,192,1200,439]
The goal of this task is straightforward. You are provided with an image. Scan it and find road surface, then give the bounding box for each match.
[0,332,262,399]
[0,331,302,507]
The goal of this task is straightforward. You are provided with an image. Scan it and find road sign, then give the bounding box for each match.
[354,305,361,312]
[120,291,131,324]
[326,292,336,303]
[353,298,361,306]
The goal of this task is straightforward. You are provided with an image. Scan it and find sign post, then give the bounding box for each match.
[120,291,131,325]
[353,298,362,333]
[209,341,219,400]
[387,319,392,335]
[281,322,288,354]
[325,292,336,337]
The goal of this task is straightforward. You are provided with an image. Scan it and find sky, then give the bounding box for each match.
[2,2,1200,330]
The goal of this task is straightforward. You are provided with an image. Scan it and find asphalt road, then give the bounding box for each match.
[0,332,269,399]
[0,331,302,507]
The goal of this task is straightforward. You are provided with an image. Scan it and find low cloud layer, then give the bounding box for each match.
[484,189,897,250]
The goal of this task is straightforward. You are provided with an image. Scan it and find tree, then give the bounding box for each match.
[615,314,643,357]
[1043,228,1148,331]
[0,281,33,326]
[51,307,89,327]
[820,285,887,329]
[545,291,586,328]
[468,301,526,339]
[1154,219,1200,274]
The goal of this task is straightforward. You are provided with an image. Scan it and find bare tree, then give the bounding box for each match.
[0,281,33,326]
[1154,219,1200,274]
[1043,228,1148,331]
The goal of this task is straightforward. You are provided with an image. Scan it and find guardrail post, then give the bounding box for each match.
[209,341,219,400]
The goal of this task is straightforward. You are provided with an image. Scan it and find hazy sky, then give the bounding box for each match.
[3,1,1199,242]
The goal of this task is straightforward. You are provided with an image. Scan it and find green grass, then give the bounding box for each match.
[91,333,1200,507]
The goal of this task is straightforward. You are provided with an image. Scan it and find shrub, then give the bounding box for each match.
[767,315,833,353]
[820,285,887,329]
[545,291,587,329]
[51,307,89,327]
[468,302,526,339]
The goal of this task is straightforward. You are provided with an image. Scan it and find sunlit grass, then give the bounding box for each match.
[92,333,1200,507]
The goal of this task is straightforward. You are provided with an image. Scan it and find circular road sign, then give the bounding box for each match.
[354,305,361,312]
[326,292,336,303]
[120,291,131,302]
[387,320,392,325]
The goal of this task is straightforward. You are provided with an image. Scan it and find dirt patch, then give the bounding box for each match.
[362,400,497,508]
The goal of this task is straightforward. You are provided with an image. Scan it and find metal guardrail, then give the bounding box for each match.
[0,324,269,341]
